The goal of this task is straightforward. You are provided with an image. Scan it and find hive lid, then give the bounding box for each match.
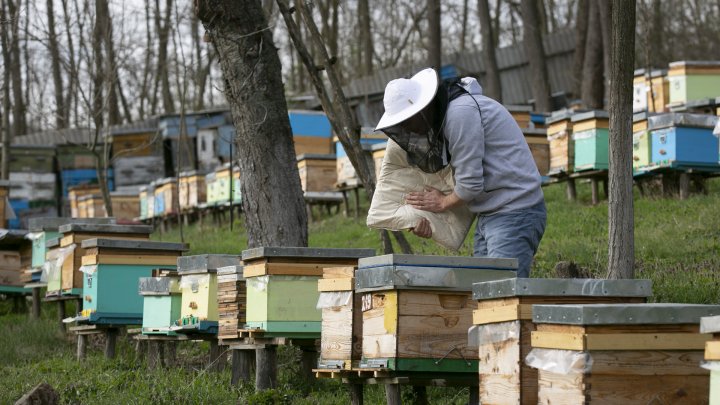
[532,303,720,325]
[177,254,241,273]
[522,128,547,137]
[0,180,10,187]
[356,265,516,292]
[28,217,116,232]
[155,177,177,186]
[669,60,720,69]
[138,276,180,295]
[700,315,720,334]
[505,104,533,112]
[296,153,336,161]
[648,113,718,130]
[571,110,609,122]
[46,237,60,249]
[358,254,517,270]
[217,265,244,281]
[179,170,205,177]
[472,278,653,300]
[633,112,653,122]
[242,247,376,261]
[545,110,575,125]
[81,238,188,251]
[59,223,153,234]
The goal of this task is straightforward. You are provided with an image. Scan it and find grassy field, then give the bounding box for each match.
[1,179,719,403]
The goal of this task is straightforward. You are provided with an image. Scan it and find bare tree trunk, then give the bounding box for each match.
[358,0,373,76]
[520,0,552,111]
[97,0,121,125]
[139,0,154,119]
[7,0,27,136]
[571,0,589,99]
[196,0,308,248]
[581,0,604,109]
[61,0,78,127]
[607,0,635,279]
[478,0,502,101]
[597,0,612,104]
[48,0,66,128]
[427,0,441,70]
[156,0,174,114]
[460,0,469,52]
[93,0,113,216]
[0,1,11,179]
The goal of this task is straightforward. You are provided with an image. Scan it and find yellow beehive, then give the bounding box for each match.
[546,111,574,175]
[297,154,337,192]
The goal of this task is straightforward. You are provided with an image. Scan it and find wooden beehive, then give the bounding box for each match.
[530,304,720,404]
[632,112,652,170]
[0,180,9,229]
[58,223,153,296]
[45,237,62,295]
[140,274,182,335]
[68,184,101,218]
[178,170,206,211]
[356,254,517,373]
[649,113,719,169]
[217,265,246,339]
[177,255,241,329]
[701,316,720,404]
[472,278,652,405]
[110,191,140,224]
[546,112,575,176]
[153,178,178,216]
[507,105,532,128]
[297,154,337,192]
[214,164,241,204]
[242,247,375,338]
[335,129,385,188]
[0,250,22,286]
[80,238,187,324]
[668,61,720,106]
[28,218,115,271]
[294,135,333,156]
[317,266,362,369]
[523,128,550,176]
[572,111,609,171]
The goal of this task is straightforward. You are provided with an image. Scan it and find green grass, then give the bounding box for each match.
[2,179,720,403]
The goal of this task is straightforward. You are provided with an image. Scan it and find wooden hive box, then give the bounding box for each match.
[294,135,333,156]
[546,112,575,176]
[701,316,720,404]
[28,217,115,271]
[0,250,22,286]
[522,128,549,176]
[45,237,63,295]
[371,142,387,182]
[110,191,140,224]
[356,254,517,373]
[140,275,182,335]
[472,278,652,405]
[242,247,375,339]
[632,112,653,170]
[68,184,101,218]
[0,180,9,228]
[668,61,720,106]
[335,130,385,188]
[289,110,334,156]
[648,69,670,113]
[138,186,149,220]
[317,266,362,370]
[111,132,157,157]
[177,255,241,330]
[217,265,246,339]
[179,170,206,211]
[59,223,153,296]
[633,69,649,112]
[297,154,337,192]
[80,238,187,324]
[529,303,720,404]
[506,105,532,128]
[214,164,241,204]
[572,111,609,171]
[649,113,719,169]
[153,178,178,217]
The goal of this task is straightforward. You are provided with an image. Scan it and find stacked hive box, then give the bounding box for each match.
[215,164,241,204]
[110,190,140,224]
[633,68,669,113]
[79,238,187,324]
[668,61,720,107]
[139,273,182,335]
[529,303,720,404]
[0,250,22,286]
[356,254,517,373]
[0,180,9,228]
[8,145,57,228]
[507,105,532,128]
[59,223,153,296]
[290,110,334,156]
[632,112,653,170]
[471,278,652,405]
[77,194,107,218]
[45,237,63,294]
[217,265,246,339]
[335,128,385,188]
[175,255,241,333]
[317,266,362,370]
[701,316,720,403]
[243,247,375,338]
[522,128,550,176]
[154,178,178,217]
[68,185,101,218]
[572,111,609,171]
[297,154,337,192]
[649,113,719,169]
[546,111,575,176]
[178,170,206,212]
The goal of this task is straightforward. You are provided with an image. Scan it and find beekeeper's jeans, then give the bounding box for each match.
[473,200,547,278]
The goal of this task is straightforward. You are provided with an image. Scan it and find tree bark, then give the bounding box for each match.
[358,0,373,76]
[0,1,12,179]
[139,0,154,119]
[460,0,469,52]
[156,0,174,114]
[427,0,441,70]
[61,0,78,126]
[98,0,121,125]
[597,0,612,104]
[581,0,604,109]
[196,0,308,248]
[607,0,635,279]
[571,0,589,99]
[47,0,66,128]
[520,0,552,111]
[478,0,502,101]
[7,0,26,136]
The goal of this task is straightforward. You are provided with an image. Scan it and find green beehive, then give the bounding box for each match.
[242,247,375,338]
[572,111,609,171]
[140,276,182,335]
[45,237,63,294]
[28,218,116,271]
[632,112,653,170]
[668,61,720,106]
[80,238,187,325]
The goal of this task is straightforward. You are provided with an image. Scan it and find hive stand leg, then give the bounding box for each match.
[208,340,225,372]
[566,178,577,201]
[31,287,41,319]
[76,334,87,361]
[148,341,160,369]
[411,386,428,405]
[231,349,254,386]
[385,384,401,405]
[255,346,277,391]
[349,383,363,405]
[679,172,690,200]
[300,348,318,384]
[342,191,349,217]
[602,177,608,199]
[135,339,147,362]
[468,386,479,405]
[353,188,360,218]
[57,301,66,333]
[104,329,118,359]
[591,178,599,205]
[165,341,177,367]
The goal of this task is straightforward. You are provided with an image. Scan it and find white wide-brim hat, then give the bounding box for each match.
[375,68,439,131]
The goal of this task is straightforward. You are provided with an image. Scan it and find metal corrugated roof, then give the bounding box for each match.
[109,117,160,136]
[12,127,96,146]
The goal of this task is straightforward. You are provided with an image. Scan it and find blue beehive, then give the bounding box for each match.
[60,169,115,197]
[649,113,719,168]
